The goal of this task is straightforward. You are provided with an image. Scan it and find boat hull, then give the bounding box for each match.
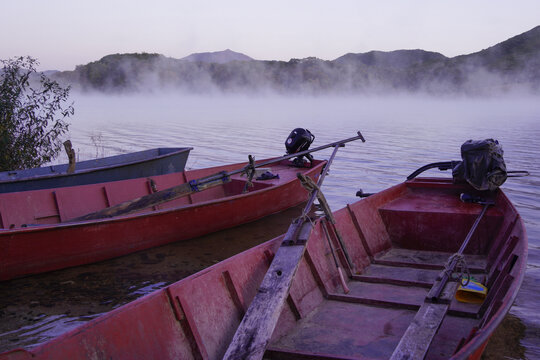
[0,159,325,281]
[0,178,526,359]
[0,147,192,193]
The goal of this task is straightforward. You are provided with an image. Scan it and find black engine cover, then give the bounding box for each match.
[285,128,314,154]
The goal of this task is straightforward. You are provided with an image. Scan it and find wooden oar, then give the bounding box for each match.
[223,133,365,360]
[321,218,350,293]
[72,132,365,222]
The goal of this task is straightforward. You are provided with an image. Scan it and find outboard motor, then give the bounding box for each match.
[285,128,315,167]
[452,139,507,191]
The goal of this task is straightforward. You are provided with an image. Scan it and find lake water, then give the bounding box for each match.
[1,94,539,358]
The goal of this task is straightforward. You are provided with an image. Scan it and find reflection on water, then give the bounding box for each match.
[481,313,527,360]
[2,95,539,357]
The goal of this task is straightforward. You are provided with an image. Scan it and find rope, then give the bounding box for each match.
[444,253,470,286]
[294,213,315,228]
[241,155,256,193]
[297,173,335,223]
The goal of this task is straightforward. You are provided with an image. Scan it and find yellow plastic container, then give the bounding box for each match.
[455,278,488,304]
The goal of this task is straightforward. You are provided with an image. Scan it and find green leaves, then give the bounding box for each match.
[0,56,73,171]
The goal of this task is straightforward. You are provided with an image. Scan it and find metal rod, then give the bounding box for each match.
[430,202,491,301]
[406,161,460,180]
[164,131,365,186]
[255,131,365,170]
[73,132,365,222]
[457,203,490,254]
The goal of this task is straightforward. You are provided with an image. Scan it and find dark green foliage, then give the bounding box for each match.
[73,53,165,91]
[0,56,73,171]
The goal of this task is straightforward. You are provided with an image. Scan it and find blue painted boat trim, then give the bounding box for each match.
[0,147,192,193]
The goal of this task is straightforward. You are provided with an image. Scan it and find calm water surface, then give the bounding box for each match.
[1,95,539,358]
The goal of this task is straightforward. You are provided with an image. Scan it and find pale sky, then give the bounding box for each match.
[2,0,540,71]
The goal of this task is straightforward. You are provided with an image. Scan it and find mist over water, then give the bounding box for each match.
[29,94,540,357]
[62,93,539,209]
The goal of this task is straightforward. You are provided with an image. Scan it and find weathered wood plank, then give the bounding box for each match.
[265,347,360,360]
[426,278,459,303]
[327,293,421,311]
[374,248,487,272]
[352,274,433,288]
[63,140,76,174]
[390,302,449,360]
[390,281,459,360]
[353,264,440,288]
[223,221,314,360]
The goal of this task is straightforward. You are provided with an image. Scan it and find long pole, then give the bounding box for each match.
[255,131,365,169]
[74,132,365,222]
[430,202,491,301]
[282,143,342,245]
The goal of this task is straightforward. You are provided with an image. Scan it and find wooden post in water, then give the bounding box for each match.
[63,140,76,174]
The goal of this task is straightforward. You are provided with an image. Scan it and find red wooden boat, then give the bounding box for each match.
[0,177,526,359]
[0,158,326,281]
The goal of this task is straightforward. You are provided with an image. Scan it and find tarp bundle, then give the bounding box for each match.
[453,139,507,191]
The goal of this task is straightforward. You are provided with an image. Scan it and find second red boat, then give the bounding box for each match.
[0,158,326,281]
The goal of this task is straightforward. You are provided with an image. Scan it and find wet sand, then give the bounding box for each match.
[482,313,526,359]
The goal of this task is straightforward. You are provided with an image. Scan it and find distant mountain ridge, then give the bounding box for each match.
[334,49,447,69]
[53,25,540,95]
[180,49,254,63]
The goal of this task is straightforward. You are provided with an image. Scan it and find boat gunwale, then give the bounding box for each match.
[450,191,528,360]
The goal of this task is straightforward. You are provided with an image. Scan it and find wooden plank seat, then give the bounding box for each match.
[372,248,487,272]
[339,258,485,317]
[352,264,441,288]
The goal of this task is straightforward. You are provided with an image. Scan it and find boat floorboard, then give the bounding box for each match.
[353,250,486,316]
[269,247,486,359]
[373,248,487,272]
[354,264,440,288]
[330,282,427,310]
[270,299,416,359]
[425,314,479,359]
[329,277,482,317]
[269,300,478,359]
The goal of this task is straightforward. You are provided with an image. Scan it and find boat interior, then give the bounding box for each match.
[4,177,525,360]
[0,160,316,230]
[264,178,525,359]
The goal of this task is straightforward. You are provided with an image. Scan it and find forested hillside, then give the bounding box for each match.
[53,26,540,95]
